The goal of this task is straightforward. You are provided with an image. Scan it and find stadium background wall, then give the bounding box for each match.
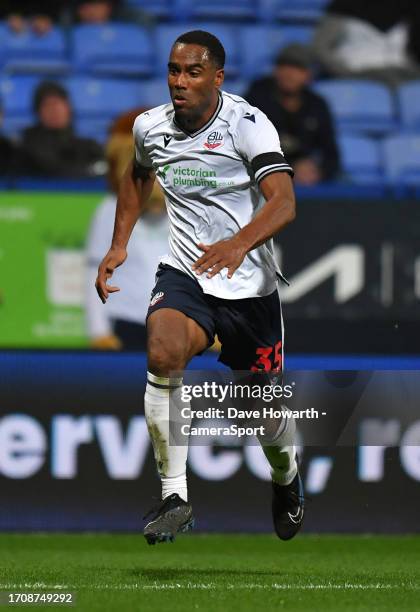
[0,351,419,533]
[1,192,418,352]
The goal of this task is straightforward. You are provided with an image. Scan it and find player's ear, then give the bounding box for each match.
[215,68,224,88]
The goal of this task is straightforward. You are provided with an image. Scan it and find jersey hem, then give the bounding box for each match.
[159,256,278,301]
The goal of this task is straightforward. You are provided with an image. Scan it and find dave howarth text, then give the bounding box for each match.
[180,407,320,420]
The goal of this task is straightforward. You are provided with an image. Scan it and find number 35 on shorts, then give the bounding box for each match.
[251,340,282,373]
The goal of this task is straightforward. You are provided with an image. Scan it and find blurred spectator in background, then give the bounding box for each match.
[0,98,15,176]
[314,0,420,86]
[244,44,340,185]
[73,0,121,24]
[0,1,62,35]
[85,108,169,351]
[19,81,105,178]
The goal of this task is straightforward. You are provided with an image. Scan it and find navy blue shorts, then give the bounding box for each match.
[147,264,283,372]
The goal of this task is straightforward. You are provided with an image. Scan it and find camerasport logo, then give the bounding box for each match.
[204,131,223,149]
[150,291,164,307]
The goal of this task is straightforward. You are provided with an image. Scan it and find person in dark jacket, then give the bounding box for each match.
[0,134,13,175]
[19,81,105,178]
[244,44,340,185]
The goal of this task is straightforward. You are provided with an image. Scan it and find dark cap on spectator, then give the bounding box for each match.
[33,81,69,114]
[275,44,312,70]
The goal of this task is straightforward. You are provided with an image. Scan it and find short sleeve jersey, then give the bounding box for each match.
[133,90,293,300]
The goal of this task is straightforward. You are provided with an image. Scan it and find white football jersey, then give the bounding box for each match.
[133,90,293,300]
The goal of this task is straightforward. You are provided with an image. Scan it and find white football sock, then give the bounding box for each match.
[258,409,298,485]
[144,372,190,502]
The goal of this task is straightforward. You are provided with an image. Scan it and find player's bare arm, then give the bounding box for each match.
[192,172,295,279]
[95,161,155,303]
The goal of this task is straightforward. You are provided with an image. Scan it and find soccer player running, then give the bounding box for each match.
[96,31,304,544]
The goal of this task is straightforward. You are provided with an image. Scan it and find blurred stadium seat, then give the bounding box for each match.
[66,77,142,119]
[398,81,420,130]
[74,117,110,144]
[339,135,383,184]
[221,79,249,97]
[2,115,34,139]
[154,23,240,77]
[314,80,396,135]
[72,24,153,77]
[0,75,39,117]
[0,24,69,75]
[0,75,41,138]
[175,0,256,21]
[139,78,171,107]
[383,134,420,185]
[125,0,172,19]
[259,0,329,22]
[239,25,314,77]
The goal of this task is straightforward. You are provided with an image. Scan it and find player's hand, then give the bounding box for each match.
[192,237,247,279]
[95,247,127,303]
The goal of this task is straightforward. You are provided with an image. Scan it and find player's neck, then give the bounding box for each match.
[175,91,221,134]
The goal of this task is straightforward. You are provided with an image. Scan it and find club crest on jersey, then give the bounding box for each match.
[204,131,223,149]
[150,291,164,307]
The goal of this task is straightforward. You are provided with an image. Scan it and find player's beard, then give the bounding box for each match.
[174,107,201,131]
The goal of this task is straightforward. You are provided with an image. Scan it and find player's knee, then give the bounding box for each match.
[148,337,187,377]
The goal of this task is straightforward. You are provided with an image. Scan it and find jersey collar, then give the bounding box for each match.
[173,91,223,138]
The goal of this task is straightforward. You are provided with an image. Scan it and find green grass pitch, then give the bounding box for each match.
[0,534,418,611]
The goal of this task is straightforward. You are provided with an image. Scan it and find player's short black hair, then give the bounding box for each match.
[174,30,225,69]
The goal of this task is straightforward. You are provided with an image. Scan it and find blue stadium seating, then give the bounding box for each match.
[259,0,329,22]
[0,24,69,74]
[339,135,383,184]
[175,0,256,21]
[0,10,415,190]
[123,0,329,23]
[0,75,42,138]
[239,25,314,77]
[154,23,240,77]
[66,77,142,119]
[139,79,171,107]
[398,81,420,130]
[72,24,153,77]
[383,134,420,185]
[221,79,249,97]
[0,75,40,116]
[74,117,110,143]
[2,115,34,139]
[314,80,396,135]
